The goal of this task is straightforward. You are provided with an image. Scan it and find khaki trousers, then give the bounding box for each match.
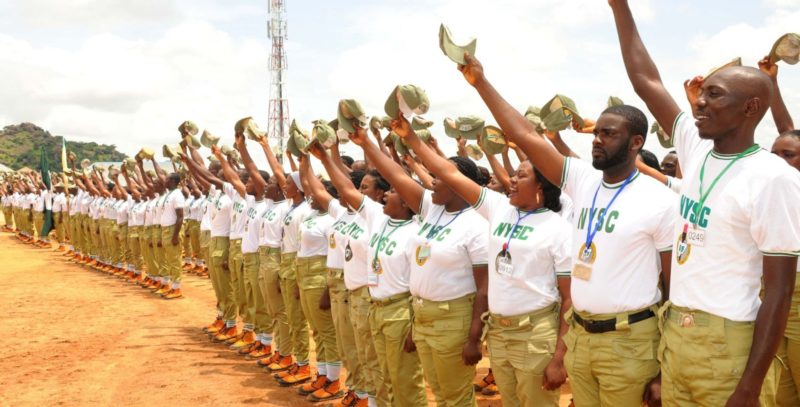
[181,221,191,260]
[188,220,201,260]
[210,236,235,321]
[200,230,211,264]
[151,226,164,277]
[564,306,660,407]
[2,206,11,228]
[33,211,44,240]
[229,239,244,322]
[297,256,338,364]
[328,269,359,390]
[412,293,477,407]
[243,251,264,329]
[369,292,427,407]
[351,286,384,401]
[141,226,155,276]
[55,213,66,244]
[160,226,182,283]
[777,278,800,406]
[280,252,309,362]
[258,247,289,353]
[128,226,142,270]
[487,304,561,407]
[660,303,777,407]
[117,223,129,265]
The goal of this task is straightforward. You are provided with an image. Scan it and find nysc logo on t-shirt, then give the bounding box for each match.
[339,222,364,239]
[369,234,397,256]
[577,208,619,232]
[492,223,534,240]
[233,202,245,214]
[417,223,450,241]
[678,195,711,228]
[263,210,277,222]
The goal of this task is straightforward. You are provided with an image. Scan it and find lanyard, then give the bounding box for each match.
[504,208,547,252]
[585,170,637,249]
[425,206,465,241]
[694,144,760,226]
[373,218,411,259]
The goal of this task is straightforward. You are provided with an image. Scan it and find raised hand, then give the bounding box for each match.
[683,75,703,107]
[348,126,369,146]
[390,114,413,139]
[758,55,778,80]
[458,52,486,87]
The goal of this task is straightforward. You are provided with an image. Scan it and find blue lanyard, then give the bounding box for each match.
[584,171,636,249]
[504,208,547,252]
[425,206,465,240]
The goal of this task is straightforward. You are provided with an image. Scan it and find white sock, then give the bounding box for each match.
[327,362,341,381]
[261,334,272,346]
[368,396,376,407]
[317,363,327,377]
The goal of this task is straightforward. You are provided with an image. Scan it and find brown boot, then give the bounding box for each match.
[298,375,328,396]
[307,378,344,402]
[213,326,238,343]
[277,364,311,386]
[230,330,256,350]
[203,318,224,334]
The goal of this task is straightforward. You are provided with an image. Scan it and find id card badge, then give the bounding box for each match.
[418,243,431,261]
[496,251,513,277]
[367,272,379,287]
[686,226,706,247]
[572,261,592,281]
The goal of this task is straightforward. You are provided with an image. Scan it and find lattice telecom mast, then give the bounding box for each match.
[267,0,289,161]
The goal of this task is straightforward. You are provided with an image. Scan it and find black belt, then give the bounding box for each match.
[573,309,655,334]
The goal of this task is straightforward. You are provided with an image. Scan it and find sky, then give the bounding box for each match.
[1,0,799,169]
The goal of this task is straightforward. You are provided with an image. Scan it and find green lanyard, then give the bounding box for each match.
[694,144,760,226]
[373,218,410,259]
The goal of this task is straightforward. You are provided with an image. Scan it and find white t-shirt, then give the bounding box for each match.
[335,199,370,290]
[144,197,157,227]
[281,200,313,254]
[225,182,250,240]
[298,210,333,258]
[160,189,185,227]
[115,198,129,224]
[33,190,48,212]
[560,157,676,314]
[669,112,800,321]
[129,200,146,227]
[90,197,104,220]
[210,189,232,238]
[200,188,216,232]
[260,200,289,248]
[184,196,195,220]
[326,201,351,270]
[242,199,267,254]
[104,198,118,220]
[666,176,682,194]
[409,190,489,301]
[359,198,419,300]
[474,187,573,316]
[153,193,167,225]
[51,192,66,213]
[189,195,205,221]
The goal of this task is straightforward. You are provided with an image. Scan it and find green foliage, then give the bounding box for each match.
[0,123,127,170]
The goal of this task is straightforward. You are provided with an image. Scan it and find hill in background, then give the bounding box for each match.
[0,123,127,171]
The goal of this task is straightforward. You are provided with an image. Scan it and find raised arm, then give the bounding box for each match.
[329,142,352,176]
[235,134,266,197]
[309,144,361,210]
[151,157,168,186]
[350,127,425,213]
[480,142,511,193]
[395,115,482,206]
[285,151,298,173]
[758,56,795,134]
[298,152,334,210]
[402,155,434,190]
[460,53,566,186]
[609,0,681,137]
[211,145,245,197]
[257,137,287,190]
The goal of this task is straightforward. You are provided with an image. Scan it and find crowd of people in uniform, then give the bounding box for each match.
[3,2,800,406]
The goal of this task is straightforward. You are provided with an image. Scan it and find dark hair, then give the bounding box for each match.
[780,130,800,139]
[534,167,562,213]
[258,170,271,183]
[322,180,338,199]
[167,173,181,184]
[602,105,648,146]
[667,150,677,155]
[366,169,390,192]
[107,182,115,190]
[477,166,490,186]
[349,169,366,189]
[449,156,481,184]
[638,149,660,171]
[340,155,354,168]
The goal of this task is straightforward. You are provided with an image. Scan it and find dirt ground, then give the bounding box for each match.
[0,230,572,406]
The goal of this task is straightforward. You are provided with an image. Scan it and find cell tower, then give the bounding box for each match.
[267,0,289,161]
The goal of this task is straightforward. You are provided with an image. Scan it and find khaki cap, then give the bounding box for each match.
[178,121,199,136]
[465,144,483,161]
[235,117,266,141]
[540,94,584,132]
[412,116,433,131]
[80,158,91,169]
[181,134,202,149]
[287,119,310,157]
[703,57,742,79]
[337,99,368,133]
[94,164,107,172]
[524,106,545,132]
[607,96,624,107]
[481,125,506,156]
[162,144,180,159]
[138,147,155,160]
[769,33,800,65]
[439,23,476,65]
[385,84,430,119]
[311,120,338,149]
[200,130,220,148]
[650,121,668,141]
[443,116,485,140]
